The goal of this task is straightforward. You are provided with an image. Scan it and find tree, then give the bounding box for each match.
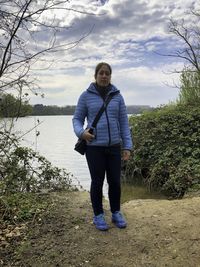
[167,10,200,73]
[0,0,93,98]
[0,93,32,117]
[0,1,94,195]
[0,0,95,127]
[165,9,200,104]
[178,68,200,105]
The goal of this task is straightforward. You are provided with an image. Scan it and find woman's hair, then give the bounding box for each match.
[94,62,112,78]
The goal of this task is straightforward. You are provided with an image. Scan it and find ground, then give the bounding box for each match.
[6,191,200,267]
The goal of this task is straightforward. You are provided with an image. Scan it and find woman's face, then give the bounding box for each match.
[95,65,111,87]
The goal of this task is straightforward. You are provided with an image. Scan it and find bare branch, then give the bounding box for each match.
[156,11,200,74]
[0,0,33,76]
[0,0,96,95]
[169,19,199,71]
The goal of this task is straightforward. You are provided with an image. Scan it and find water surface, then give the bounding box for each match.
[12,115,164,201]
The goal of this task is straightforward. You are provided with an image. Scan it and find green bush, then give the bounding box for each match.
[0,193,50,223]
[0,93,33,117]
[178,70,200,106]
[0,131,74,195]
[0,130,76,226]
[128,104,200,198]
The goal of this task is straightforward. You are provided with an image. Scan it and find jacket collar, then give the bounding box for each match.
[87,82,120,95]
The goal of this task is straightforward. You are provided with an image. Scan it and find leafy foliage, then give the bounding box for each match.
[0,128,75,263]
[0,131,74,195]
[0,193,50,223]
[178,69,200,106]
[128,105,200,198]
[0,93,32,117]
[0,192,51,266]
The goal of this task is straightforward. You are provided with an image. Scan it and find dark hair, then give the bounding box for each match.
[94,62,112,78]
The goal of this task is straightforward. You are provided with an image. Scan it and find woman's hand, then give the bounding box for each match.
[122,150,131,161]
[82,129,95,142]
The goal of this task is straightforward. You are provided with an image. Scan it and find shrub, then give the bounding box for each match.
[0,129,76,228]
[178,69,200,106]
[0,131,74,195]
[128,105,200,198]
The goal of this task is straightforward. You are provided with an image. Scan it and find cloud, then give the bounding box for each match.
[16,0,199,107]
[112,62,182,106]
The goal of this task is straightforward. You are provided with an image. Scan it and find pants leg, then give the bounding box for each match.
[86,146,106,216]
[105,146,121,213]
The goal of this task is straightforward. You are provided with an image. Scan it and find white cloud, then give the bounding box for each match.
[24,0,199,107]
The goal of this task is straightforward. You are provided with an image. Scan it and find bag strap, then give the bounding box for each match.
[91,93,114,129]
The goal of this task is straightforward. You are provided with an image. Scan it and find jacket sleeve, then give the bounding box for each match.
[119,95,133,150]
[72,92,87,138]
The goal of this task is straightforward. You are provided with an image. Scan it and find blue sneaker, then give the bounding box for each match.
[112,211,127,228]
[93,213,109,231]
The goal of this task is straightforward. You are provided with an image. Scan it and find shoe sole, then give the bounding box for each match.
[95,227,109,231]
[112,219,127,228]
[94,225,109,231]
[93,222,109,231]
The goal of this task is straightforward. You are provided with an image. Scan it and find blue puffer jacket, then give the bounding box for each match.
[72,83,133,150]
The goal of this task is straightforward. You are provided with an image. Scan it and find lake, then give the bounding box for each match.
[11,115,164,201]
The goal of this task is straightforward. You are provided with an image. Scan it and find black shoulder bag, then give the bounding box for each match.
[74,94,113,155]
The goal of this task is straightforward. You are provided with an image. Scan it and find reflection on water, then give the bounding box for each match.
[12,115,164,200]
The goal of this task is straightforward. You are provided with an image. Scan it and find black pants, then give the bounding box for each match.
[86,145,121,216]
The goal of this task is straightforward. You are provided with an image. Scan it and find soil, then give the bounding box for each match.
[8,190,200,267]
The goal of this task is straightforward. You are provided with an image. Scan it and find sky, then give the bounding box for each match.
[29,0,199,107]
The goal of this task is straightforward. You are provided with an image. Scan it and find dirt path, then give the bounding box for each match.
[12,191,200,267]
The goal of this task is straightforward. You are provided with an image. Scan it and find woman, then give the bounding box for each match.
[72,62,133,231]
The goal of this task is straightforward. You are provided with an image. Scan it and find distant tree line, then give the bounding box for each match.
[126,105,153,114]
[0,94,153,117]
[32,104,153,115]
[32,104,76,115]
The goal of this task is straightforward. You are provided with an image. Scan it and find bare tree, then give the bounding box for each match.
[165,9,200,73]
[155,8,200,105]
[0,0,95,160]
[0,0,94,97]
[167,9,200,105]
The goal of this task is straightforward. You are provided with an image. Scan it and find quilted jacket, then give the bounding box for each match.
[72,83,133,150]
